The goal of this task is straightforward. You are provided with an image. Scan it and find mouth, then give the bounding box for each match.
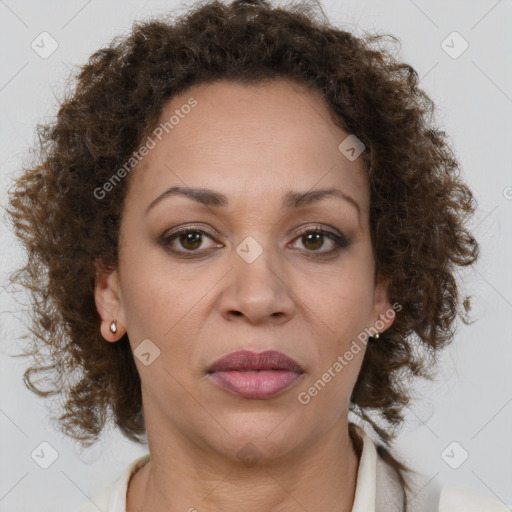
[206,350,304,399]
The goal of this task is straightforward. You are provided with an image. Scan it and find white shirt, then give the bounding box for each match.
[75,424,508,512]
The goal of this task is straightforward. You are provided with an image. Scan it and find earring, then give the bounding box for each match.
[374,332,380,339]
[109,320,117,334]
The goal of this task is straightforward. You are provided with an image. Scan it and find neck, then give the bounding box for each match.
[127,420,361,512]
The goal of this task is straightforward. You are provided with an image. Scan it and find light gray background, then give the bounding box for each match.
[1,0,511,511]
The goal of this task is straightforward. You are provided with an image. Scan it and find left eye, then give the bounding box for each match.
[290,228,347,254]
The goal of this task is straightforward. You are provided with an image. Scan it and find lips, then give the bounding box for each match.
[208,350,303,373]
[207,350,304,399]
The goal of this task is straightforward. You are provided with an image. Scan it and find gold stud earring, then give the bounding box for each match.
[374,332,380,339]
[109,320,117,334]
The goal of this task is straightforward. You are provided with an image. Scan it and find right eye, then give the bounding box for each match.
[160,226,223,257]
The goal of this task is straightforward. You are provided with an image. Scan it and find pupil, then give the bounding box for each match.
[181,232,201,250]
[305,233,322,250]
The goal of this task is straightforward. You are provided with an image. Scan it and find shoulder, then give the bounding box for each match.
[437,484,510,512]
[399,460,508,512]
[401,464,508,512]
[403,474,509,512]
[73,453,150,512]
[75,485,113,512]
[351,423,508,512]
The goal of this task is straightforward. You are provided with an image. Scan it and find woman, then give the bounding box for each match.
[6,1,507,511]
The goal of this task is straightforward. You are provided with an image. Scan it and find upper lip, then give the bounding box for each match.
[207,350,304,373]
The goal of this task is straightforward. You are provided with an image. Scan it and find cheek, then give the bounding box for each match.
[118,242,176,340]
[297,263,374,373]
[118,247,214,373]
[304,265,374,335]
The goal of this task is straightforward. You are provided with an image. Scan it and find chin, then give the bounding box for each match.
[206,416,306,460]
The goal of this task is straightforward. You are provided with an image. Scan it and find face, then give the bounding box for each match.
[95,78,394,461]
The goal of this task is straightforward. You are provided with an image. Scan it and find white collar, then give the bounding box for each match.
[351,422,410,512]
[351,422,379,511]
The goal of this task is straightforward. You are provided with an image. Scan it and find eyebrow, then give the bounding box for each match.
[144,185,361,218]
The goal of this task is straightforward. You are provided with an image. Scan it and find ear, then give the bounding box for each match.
[371,272,397,335]
[94,261,126,342]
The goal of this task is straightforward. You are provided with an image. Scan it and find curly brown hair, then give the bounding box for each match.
[6,0,478,489]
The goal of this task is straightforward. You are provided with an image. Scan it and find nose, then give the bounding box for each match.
[218,242,295,326]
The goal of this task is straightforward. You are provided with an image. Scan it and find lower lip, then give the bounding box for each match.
[208,370,303,399]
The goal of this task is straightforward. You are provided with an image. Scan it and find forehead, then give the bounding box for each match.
[127,79,369,215]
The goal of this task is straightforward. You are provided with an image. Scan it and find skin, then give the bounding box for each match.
[95,78,395,512]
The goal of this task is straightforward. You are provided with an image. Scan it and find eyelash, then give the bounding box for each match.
[159,224,350,259]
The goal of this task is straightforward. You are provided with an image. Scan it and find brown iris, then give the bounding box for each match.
[302,232,323,250]
[179,231,202,250]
